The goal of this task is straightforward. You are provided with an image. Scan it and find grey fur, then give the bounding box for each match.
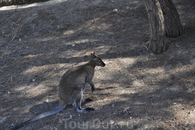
[12,53,105,130]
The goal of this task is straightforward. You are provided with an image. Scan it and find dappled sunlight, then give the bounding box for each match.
[23,54,42,59]
[169,64,195,74]
[89,23,112,31]
[63,39,100,45]
[92,82,135,108]
[170,103,195,125]
[93,57,138,89]
[63,30,75,35]
[93,53,195,128]
[113,118,159,129]
[99,57,137,72]
[0,3,39,11]
[37,37,57,42]
[23,63,66,75]
[135,67,168,85]
[132,80,145,87]
[0,0,67,11]
[14,84,47,98]
[14,84,34,92]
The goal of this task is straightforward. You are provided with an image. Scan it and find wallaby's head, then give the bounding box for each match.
[90,53,106,67]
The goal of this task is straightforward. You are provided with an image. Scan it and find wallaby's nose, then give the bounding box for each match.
[102,62,106,67]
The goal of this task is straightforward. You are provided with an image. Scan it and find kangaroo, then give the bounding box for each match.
[12,53,106,130]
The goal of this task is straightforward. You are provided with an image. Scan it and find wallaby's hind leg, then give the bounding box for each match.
[74,100,94,112]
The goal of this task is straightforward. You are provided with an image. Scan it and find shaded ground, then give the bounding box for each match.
[0,0,195,129]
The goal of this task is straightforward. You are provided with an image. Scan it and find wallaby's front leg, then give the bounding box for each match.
[86,75,95,92]
[88,81,95,92]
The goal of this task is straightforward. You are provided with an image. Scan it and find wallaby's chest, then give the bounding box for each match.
[60,66,94,86]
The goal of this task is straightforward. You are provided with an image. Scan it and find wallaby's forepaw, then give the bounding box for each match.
[91,87,95,92]
[85,98,93,102]
[85,107,95,111]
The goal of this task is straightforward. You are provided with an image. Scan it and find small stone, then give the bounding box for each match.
[112,9,118,13]
[113,9,118,12]
[112,104,115,108]
[32,79,36,82]
[110,120,115,125]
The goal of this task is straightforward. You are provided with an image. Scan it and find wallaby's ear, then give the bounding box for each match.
[91,52,97,58]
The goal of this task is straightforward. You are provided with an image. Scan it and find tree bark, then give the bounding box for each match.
[144,0,167,54]
[159,0,183,37]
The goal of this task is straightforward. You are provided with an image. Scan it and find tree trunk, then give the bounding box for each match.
[144,0,167,54]
[159,0,183,37]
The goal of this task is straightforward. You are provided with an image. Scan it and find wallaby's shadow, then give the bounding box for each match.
[29,100,60,114]
[95,86,117,91]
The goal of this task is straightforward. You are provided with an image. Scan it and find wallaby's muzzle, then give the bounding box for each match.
[101,62,106,67]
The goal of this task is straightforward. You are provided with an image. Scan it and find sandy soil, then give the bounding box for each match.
[0,0,195,129]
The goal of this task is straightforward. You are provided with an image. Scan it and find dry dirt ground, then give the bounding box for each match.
[0,0,195,130]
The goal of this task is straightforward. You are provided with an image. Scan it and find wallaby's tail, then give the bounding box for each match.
[12,105,66,130]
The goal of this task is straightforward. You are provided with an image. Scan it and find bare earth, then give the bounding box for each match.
[0,0,195,130]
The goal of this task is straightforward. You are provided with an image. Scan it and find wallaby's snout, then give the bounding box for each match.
[100,60,106,67]
[91,53,106,67]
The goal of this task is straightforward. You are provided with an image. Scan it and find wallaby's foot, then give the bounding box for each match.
[91,87,95,92]
[85,107,95,111]
[76,107,95,112]
[74,99,94,113]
